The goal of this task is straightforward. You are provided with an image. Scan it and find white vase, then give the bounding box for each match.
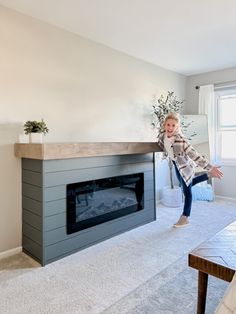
[18,133,29,143]
[161,186,182,207]
[29,133,43,143]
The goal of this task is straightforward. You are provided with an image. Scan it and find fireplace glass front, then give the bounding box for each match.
[67,173,144,234]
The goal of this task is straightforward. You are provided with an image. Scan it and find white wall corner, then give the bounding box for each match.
[0,247,22,260]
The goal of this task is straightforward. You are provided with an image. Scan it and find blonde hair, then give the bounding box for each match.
[163,112,180,125]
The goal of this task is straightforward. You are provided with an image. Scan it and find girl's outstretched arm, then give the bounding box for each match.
[209,166,223,179]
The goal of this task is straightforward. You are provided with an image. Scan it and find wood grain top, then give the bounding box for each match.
[189,220,236,282]
[14,142,162,160]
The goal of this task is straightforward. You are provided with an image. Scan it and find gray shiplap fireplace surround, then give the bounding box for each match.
[15,142,161,266]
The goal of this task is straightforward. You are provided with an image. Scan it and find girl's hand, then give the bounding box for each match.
[209,166,223,179]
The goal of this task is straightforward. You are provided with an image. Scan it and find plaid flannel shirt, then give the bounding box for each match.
[157,130,213,186]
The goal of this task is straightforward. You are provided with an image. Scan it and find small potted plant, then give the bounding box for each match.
[24,119,49,143]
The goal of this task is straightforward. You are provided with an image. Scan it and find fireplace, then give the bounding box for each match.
[17,144,158,266]
[67,173,144,234]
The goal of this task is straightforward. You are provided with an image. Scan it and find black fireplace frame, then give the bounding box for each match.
[66,173,144,234]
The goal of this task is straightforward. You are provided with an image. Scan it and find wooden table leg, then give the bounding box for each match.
[197,271,208,314]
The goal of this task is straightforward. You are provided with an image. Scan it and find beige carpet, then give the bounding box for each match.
[103,255,228,314]
[0,198,236,314]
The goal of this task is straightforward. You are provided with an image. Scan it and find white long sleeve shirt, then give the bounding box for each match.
[164,134,175,160]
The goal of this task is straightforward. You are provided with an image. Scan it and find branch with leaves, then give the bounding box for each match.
[152,91,184,135]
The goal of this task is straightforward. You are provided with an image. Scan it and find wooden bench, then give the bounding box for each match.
[188,220,236,314]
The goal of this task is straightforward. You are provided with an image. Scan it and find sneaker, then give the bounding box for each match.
[173,215,189,228]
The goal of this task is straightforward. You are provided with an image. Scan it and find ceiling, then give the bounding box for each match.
[1,0,236,76]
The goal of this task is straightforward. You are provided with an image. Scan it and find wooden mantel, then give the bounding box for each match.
[14,142,161,160]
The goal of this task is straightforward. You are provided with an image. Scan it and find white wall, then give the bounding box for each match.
[186,67,236,113]
[0,6,186,254]
[186,67,236,199]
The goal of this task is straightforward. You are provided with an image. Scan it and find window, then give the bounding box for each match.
[215,89,236,164]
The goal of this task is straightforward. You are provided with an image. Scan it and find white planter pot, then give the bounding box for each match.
[29,133,43,143]
[161,186,182,207]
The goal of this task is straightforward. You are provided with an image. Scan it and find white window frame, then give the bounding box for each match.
[215,88,236,166]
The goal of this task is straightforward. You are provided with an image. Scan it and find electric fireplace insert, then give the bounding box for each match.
[67,172,144,234]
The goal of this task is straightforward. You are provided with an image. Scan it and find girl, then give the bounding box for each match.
[157,112,223,228]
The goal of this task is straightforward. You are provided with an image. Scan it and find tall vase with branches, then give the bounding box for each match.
[152,91,184,189]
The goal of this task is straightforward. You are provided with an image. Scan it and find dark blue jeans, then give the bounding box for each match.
[173,161,208,217]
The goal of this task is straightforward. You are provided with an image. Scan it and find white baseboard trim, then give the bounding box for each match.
[215,195,236,202]
[0,247,22,260]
